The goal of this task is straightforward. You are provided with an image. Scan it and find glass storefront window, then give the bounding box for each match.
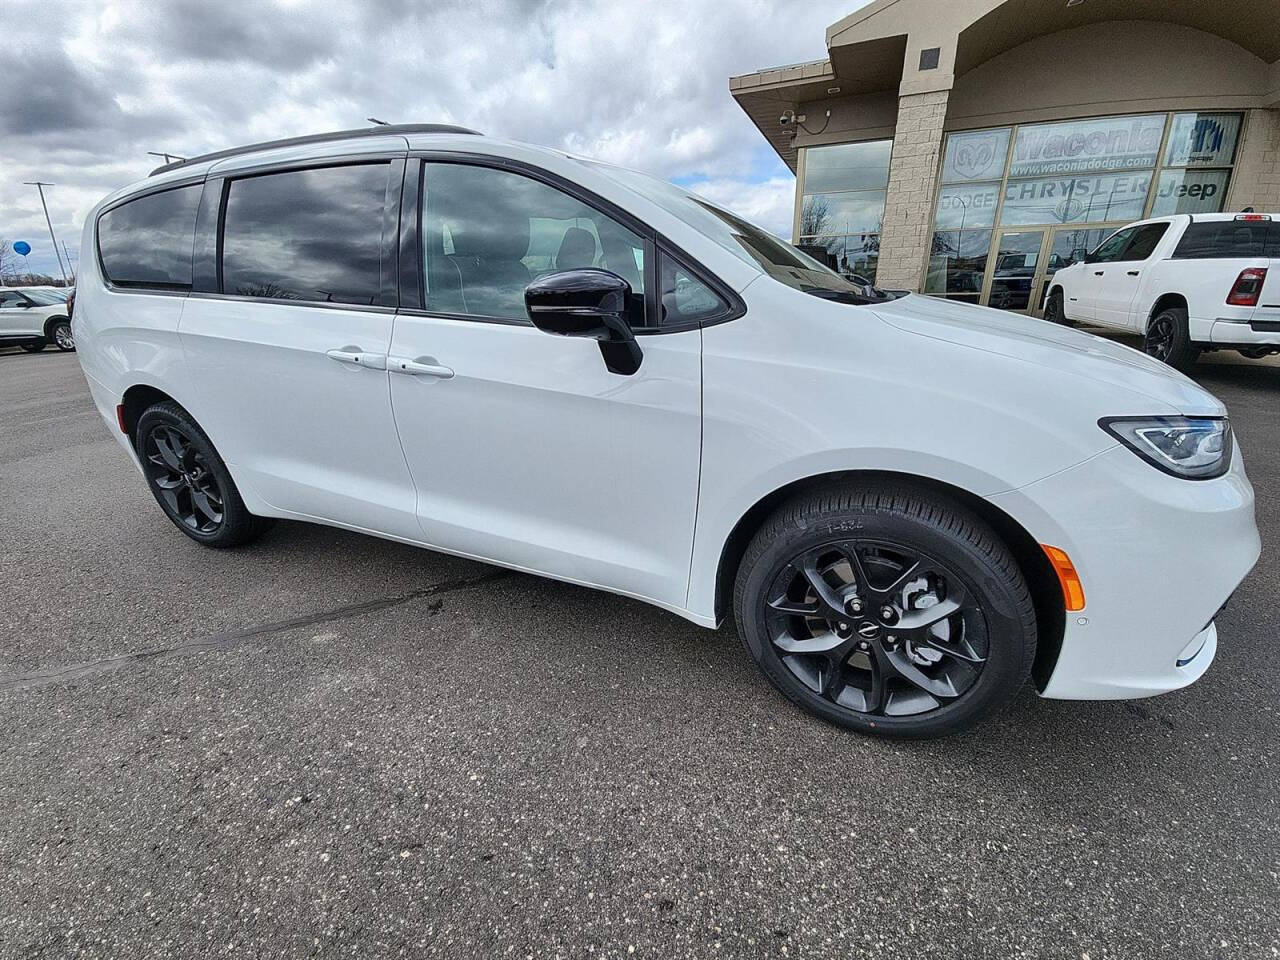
[925,230,991,297]
[1164,112,1241,168]
[1149,168,1232,217]
[803,140,893,193]
[935,181,1001,230]
[800,191,886,237]
[1009,114,1166,177]
[941,128,1011,184]
[1045,227,1112,274]
[796,234,879,284]
[1000,172,1150,226]
[800,139,893,283]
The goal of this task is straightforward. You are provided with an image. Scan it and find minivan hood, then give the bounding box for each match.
[872,294,1225,416]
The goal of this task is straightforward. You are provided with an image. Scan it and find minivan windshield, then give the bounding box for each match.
[586,160,897,305]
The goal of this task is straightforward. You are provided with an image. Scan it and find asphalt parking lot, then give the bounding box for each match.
[1,345,1277,959]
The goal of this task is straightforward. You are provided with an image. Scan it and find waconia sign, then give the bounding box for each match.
[1010,115,1167,177]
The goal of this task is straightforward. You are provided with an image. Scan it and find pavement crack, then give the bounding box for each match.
[0,569,511,694]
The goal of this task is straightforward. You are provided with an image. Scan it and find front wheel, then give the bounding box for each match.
[49,319,75,351]
[21,340,46,353]
[1144,306,1198,371]
[135,401,272,548]
[1044,288,1073,326]
[733,484,1037,738]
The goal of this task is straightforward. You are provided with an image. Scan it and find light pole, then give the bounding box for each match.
[24,181,69,286]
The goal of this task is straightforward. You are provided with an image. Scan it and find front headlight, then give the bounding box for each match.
[1099,416,1232,480]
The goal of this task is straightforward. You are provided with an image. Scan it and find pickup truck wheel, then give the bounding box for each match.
[1144,306,1199,371]
[1044,288,1072,326]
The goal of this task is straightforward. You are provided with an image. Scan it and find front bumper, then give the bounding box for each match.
[989,442,1259,700]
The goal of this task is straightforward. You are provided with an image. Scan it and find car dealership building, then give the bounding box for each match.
[731,0,1280,313]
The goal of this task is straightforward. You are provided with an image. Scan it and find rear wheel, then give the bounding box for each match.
[49,319,74,351]
[135,402,271,548]
[1143,306,1198,371]
[733,484,1036,739]
[1044,288,1072,326]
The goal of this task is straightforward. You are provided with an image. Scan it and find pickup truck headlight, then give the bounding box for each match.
[1099,416,1232,480]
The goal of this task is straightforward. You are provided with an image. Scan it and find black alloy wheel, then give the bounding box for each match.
[142,423,226,534]
[135,400,272,548]
[1044,288,1071,326]
[763,539,987,719]
[1143,305,1198,371]
[51,319,75,351]
[734,484,1036,738]
[1145,314,1175,362]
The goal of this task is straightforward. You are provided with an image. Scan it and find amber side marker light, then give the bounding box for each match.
[1042,545,1086,612]
[115,403,128,435]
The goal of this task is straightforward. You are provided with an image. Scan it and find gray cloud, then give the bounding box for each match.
[1,0,860,279]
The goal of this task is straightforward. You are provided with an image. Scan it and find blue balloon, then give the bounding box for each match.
[12,241,30,256]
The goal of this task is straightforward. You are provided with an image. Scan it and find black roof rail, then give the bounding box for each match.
[149,123,481,176]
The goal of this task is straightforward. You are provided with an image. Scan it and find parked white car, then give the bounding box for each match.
[0,286,74,352]
[1044,213,1279,369]
[74,126,1260,737]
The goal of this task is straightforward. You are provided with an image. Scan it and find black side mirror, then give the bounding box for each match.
[525,268,642,376]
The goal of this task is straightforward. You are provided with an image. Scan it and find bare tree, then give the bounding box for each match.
[799,195,832,238]
[0,239,15,284]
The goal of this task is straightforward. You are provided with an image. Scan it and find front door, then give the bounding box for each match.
[1093,222,1171,329]
[0,290,38,336]
[1035,227,1115,317]
[180,160,421,539]
[984,231,1044,312]
[387,160,703,609]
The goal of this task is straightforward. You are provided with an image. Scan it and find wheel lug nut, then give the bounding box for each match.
[880,605,895,620]
[847,598,863,614]
[858,641,870,651]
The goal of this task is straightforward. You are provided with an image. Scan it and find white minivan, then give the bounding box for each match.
[75,125,1260,737]
[1044,212,1280,369]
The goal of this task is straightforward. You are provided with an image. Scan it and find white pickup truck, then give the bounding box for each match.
[1044,213,1279,369]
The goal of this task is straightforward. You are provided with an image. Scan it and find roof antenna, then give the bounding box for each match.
[367,117,390,126]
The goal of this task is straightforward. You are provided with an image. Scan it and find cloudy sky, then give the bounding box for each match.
[0,0,863,281]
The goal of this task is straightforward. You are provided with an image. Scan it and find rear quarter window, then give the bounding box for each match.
[97,184,202,289]
[1172,220,1271,259]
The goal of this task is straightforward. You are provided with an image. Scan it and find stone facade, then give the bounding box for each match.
[1228,108,1280,214]
[874,90,950,292]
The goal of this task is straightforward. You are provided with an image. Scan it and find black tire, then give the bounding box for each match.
[733,483,1036,739]
[134,401,272,548]
[1044,288,1073,326]
[20,340,46,353]
[48,318,75,351]
[1143,306,1199,371]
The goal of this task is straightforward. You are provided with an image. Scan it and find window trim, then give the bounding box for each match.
[400,152,745,334]
[95,177,206,294]
[209,155,403,310]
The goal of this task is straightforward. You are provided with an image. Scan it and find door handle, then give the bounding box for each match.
[389,355,454,379]
[1094,270,1105,276]
[326,348,386,370]
[1127,270,1140,276]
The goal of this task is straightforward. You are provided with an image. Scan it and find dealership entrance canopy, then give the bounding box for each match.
[731,0,1280,312]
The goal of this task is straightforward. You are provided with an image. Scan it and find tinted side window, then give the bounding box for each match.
[659,252,729,326]
[422,163,647,327]
[1173,220,1270,259]
[98,185,201,289]
[1121,223,1170,261]
[1089,227,1135,263]
[0,290,29,308]
[221,163,389,305]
